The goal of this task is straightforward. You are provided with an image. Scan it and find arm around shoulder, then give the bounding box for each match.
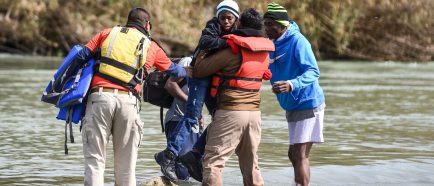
[193,49,235,78]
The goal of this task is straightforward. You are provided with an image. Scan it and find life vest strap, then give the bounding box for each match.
[94,72,140,98]
[100,57,138,75]
[105,26,122,58]
[221,75,262,82]
[42,67,84,101]
[132,37,146,68]
[219,85,260,92]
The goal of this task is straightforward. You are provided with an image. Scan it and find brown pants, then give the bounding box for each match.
[202,109,264,186]
[81,89,143,186]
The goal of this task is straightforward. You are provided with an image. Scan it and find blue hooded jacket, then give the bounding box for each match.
[269,21,325,111]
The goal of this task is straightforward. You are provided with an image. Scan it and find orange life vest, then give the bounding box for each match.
[210,34,275,97]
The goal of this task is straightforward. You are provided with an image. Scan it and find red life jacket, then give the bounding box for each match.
[210,34,275,97]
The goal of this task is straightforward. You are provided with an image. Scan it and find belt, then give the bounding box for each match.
[90,87,131,95]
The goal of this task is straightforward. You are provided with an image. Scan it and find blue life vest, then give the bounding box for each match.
[41,45,95,124]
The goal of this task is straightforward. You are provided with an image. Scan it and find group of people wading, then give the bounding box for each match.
[67,1,325,185]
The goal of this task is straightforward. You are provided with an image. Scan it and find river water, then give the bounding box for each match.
[0,58,433,186]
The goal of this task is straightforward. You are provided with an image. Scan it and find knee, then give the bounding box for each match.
[287,148,292,161]
[292,152,308,163]
[288,147,298,163]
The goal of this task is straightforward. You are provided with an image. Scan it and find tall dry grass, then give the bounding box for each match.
[0,0,433,61]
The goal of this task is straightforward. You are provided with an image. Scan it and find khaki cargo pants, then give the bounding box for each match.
[203,109,264,186]
[81,88,143,186]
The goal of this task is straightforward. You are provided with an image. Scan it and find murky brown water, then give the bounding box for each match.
[0,59,433,186]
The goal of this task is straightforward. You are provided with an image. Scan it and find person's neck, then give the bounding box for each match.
[276,26,289,41]
[125,21,150,38]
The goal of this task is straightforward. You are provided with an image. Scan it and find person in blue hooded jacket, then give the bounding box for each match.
[263,3,326,186]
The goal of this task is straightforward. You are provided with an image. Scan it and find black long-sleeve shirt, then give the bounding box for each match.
[192,17,233,64]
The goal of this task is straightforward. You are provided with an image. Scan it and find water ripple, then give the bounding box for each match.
[1,62,434,185]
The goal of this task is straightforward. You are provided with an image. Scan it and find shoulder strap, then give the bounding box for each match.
[160,106,165,133]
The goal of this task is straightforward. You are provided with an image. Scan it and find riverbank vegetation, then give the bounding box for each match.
[0,0,432,61]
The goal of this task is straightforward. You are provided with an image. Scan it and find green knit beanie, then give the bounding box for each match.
[264,2,290,27]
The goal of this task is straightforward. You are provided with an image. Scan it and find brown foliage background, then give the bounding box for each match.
[0,0,433,61]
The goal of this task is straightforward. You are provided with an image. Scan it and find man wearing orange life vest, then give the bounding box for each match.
[193,8,274,186]
[73,8,188,185]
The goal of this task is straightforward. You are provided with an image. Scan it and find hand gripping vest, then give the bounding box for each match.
[96,26,151,94]
[210,34,275,97]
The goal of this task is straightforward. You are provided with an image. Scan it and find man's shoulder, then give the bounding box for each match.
[149,40,159,48]
[99,28,113,36]
[285,30,307,43]
[148,40,165,54]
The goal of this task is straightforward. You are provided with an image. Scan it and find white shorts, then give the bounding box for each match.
[287,109,324,145]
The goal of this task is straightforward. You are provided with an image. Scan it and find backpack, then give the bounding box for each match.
[143,57,189,108]
[143,57,191,132]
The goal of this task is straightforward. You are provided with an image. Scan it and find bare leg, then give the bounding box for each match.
[288,144,296,183]
[304,143,312,181]
[291,142,313,186]
[288,144,295,164]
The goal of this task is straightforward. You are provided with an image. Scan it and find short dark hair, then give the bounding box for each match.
[239,8,263,30]
[127,7,150,23]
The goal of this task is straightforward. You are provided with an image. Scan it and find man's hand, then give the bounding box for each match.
[199,114,204,129]
[184,66,193,78]
[272,80,292,94]
[263,69,272,80]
